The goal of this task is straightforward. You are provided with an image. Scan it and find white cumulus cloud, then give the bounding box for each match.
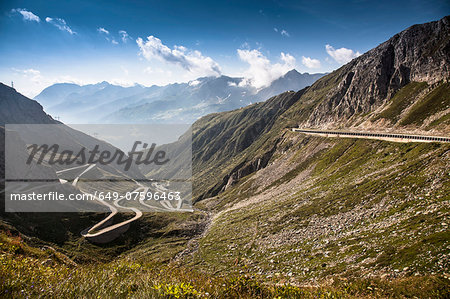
[11,8,40,22]
[46,17,75,34]
[325,44,361,64]
[136,35,221,77]
[237,49,296,89]
[301,56,321,69]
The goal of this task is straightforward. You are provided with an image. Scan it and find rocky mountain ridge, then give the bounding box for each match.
[300,16,449,130]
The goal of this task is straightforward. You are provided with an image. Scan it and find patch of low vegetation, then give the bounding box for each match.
[400,82,450,126]
[0,208,207,264]
[1,232,449,298]
[426,111,450,129]
[373,81,428,123]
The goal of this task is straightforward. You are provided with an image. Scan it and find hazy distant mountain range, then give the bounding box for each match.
[34,69,325,124]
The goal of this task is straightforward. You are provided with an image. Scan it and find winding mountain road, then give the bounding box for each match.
[56,164,190,243]
[56,164,140,241]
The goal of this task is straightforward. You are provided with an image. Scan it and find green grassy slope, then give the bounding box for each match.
[190,133,449,282]
[372,82,428,123]
[400,82,450,126]
[189,89,307,200]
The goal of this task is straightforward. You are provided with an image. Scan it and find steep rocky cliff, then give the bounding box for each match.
[296,16,450,130]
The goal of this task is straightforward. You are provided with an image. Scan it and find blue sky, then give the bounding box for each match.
[0,0,448,97]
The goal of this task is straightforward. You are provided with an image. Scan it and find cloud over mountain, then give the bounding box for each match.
[137,36,222,77]
[237,49,296,88]
[302,56,321,69]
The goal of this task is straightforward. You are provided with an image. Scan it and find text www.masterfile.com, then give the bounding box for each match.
[9,192,96,201]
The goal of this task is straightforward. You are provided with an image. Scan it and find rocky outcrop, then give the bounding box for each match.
[221,139,279,192]
[305,16,450,127]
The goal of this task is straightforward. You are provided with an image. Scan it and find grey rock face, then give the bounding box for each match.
[307,16,450,127]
